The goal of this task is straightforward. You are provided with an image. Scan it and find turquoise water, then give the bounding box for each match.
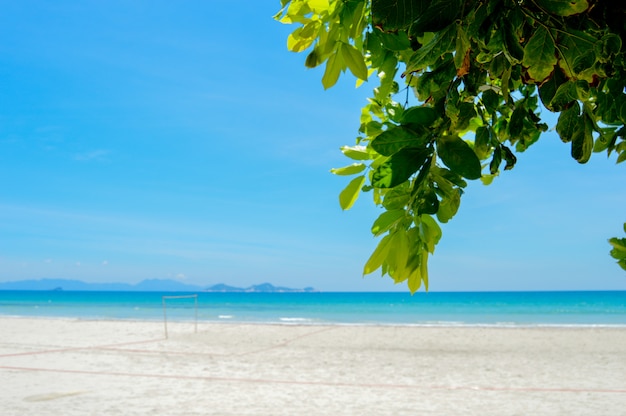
[0,290,625,326]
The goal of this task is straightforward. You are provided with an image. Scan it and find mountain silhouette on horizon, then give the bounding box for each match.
[0,278,315,292]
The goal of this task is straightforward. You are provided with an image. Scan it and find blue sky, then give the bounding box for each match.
[0,1,624,292]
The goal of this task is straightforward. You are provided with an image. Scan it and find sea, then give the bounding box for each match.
[0,290,625,327]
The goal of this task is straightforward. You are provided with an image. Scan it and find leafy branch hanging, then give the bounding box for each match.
[276,0,626,292]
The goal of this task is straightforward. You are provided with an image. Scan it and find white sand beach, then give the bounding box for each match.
[0,317,625,415]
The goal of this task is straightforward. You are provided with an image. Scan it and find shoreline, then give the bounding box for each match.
[2,314,626,329]
[1,317,625,415]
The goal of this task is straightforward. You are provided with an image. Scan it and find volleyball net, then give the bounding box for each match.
[161,294,198,339]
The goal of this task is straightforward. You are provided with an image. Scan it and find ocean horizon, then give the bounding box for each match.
[1,290,625,327]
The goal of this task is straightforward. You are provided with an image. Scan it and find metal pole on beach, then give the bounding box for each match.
[194,294,198,334]
[162,296,168,339]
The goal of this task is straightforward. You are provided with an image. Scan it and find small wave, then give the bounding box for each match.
[218,315,233,319]
[279,317,312,323]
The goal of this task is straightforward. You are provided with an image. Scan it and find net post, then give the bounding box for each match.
[162,296,168,339]
[162,294,198,338]
[194,294,198,334]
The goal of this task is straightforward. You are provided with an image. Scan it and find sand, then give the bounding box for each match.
[0,317,625,415]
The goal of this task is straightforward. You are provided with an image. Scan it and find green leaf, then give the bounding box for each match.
[593,128,616,153]
[489,54,508,79]
[557,29,598,80]
[419,214,442,254]
[372,147,431,188]
[535,0,589,16]
[388,229,410,282]
[489,145,502,174]
[413,158,433,191]
[407,264,422,293]
[404,23,456,74]
[474,126,492,160]
[371,0,429,31]
[501,65,512,102]
[414,59,456,102]
[556,103,581,143]
[339,175,365,210]
[502,23,524,64]
[600,34,622,58]
[501,145,517,170]
[508,106,526,138]
[330,163,366,176]
[432,165,467,188]
[375,29,411,51]
[550,81,578,111]
[371,209,406,236]
[341,145,370,160]
[415,187,439,215]
[571,114,593,163]
[305,49,319,68]
[436,188,461,223]
[596,93,620,125]
[609,237,626,253]
[308,0,330,13]
[481,89,500,116]
[404,227,427,293]
[287,33,311,53]
[455,25,471,74]
[363,233,393,275]
[523,26,557,83]
[572,50,596,74]
[322,51,343,90]
[431,169,463,223]
[538,67,567,111]
[371,126,429,156]
[382,186,411,209]
[619,100,626,125]
[454,102,477,132]
[609,227,626,271]
[411,0,461,34]
[401,106,437,126]
[420,249,429,291]
[346,0,366,38]
[436,135,482,180]
[340,42,368,81]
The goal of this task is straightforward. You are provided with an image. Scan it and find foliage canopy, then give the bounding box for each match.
[276,0,626,292]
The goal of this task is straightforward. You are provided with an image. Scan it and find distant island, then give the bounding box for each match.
[205,283,316,293]
[0,278,316,293]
